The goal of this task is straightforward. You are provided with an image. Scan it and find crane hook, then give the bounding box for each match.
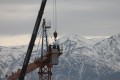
[53,31,57,41]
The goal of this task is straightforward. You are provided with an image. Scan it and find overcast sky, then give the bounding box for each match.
[0,0,120,46]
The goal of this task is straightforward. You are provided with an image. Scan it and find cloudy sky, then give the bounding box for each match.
[0,0,120,46]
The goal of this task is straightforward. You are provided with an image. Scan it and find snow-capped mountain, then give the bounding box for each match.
[53,34,120,80]
[0,33,120,80]
[0,45,40,79]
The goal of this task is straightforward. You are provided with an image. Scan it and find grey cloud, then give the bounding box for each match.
[0,0,41,4]
[0,0,120,36]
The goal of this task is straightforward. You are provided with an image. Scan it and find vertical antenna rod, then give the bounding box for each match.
[19,0,47,80]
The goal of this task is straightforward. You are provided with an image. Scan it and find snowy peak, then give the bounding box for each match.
[57,35,88,52]
[94,33,120,50]
[107,33,120,48]
[57,34,100,51]
[58,35,88,44]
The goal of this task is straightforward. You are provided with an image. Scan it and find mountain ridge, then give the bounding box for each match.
[0,33,120,80]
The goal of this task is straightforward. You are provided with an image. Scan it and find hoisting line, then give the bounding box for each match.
[53,0,57,32]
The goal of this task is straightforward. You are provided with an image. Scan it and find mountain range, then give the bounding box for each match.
[0,33,120,80]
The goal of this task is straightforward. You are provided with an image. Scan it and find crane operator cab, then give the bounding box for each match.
[51,31,62,65]
[51,43,60,65]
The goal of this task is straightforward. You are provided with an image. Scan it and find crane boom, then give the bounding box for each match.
[8,60,39,80]
[8,48,62,80]
[19,0,47,80]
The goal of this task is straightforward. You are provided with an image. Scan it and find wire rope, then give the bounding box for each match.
[53,0,57,31]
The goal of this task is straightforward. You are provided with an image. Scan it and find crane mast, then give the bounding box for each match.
[19,0,47,80]
[39,19,51,80]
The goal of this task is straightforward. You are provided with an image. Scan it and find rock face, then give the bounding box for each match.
[0,34,120,80]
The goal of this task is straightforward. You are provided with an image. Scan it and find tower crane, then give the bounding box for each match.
[7,0,62,80]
